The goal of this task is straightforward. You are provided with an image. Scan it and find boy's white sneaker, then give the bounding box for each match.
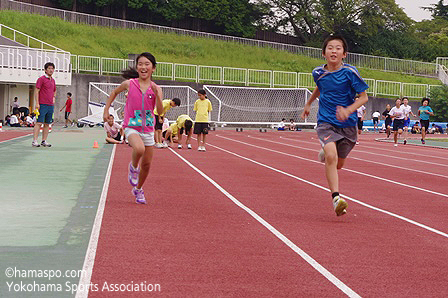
[162,141,169,148]
[187,144,192,149]
[155,143,163,148]
[178,144,182,149]
[318,149,325,163]
[333,196,347,216]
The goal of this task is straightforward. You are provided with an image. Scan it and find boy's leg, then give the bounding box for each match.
[106,137,120,144]
[197,133,201,148]
[323,142,339,193]
[202,133,207,147]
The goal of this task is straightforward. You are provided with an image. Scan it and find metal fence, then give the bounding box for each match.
[0,0,439,78]
[70,55,442,98]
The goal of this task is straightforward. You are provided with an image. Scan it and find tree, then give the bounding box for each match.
[422,0,448,20]
[429,85,448,122]
[253,0,412,46]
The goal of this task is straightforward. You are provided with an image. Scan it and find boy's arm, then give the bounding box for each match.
[60,102,67,112]
[103,80,128,122]
[336,91,368,121]
[301,87,320,119]
[428,108,435,116]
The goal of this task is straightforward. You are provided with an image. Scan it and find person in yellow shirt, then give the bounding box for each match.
[193,89,213,151]
[163,122,179,145]
[163,114,193,149]
[154,97,181,148]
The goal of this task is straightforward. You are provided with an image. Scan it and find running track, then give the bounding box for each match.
[87,130,448,297]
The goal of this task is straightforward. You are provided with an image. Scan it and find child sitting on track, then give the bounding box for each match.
[103,52,163,204]
[104,114,124,144]
[301,35,369,216]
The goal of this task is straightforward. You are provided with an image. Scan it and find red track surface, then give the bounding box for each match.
[0,130,32,142]
[90,130,448,297]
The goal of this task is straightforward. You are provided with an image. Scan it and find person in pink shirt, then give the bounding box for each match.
[103,52,163,204]
[32,62,56,147]
[104,114,124,144]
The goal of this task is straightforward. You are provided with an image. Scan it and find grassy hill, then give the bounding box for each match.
[0,10,441,86]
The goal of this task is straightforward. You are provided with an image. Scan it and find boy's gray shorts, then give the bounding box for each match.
[316,122,357,159]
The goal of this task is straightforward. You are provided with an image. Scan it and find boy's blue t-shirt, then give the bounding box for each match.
[312,63,369,128]
[418,106,433,121]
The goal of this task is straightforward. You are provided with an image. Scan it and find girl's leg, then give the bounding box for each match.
[127,134,145,168]
[106,137,120,144]
[422,127,426,140]
[137,146,154,189]
[404,126,408,141]
[323,142,339,193]
[394,131,398,144]
[386,126,390,138]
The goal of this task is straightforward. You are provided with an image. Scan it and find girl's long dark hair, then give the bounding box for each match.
[121,52,157,79]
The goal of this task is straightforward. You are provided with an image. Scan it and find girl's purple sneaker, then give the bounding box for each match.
[128,162,139,187]
[132,187,146,204]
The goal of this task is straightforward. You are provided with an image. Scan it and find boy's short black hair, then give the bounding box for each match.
[184,120,193,133]
[172,98,181,106]
[44,62,55,70]
[109,114,114,118]
[322,35,348,54]
[402,96,408,100]
[422,98,430,104]
[282,118,286,121]
[67,92,72,97]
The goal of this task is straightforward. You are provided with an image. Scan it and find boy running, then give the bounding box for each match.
[154,97,181,148]
[194,89,212,152]
[418,98,434,144]
[301,35,369,216]
[402,97,416,145]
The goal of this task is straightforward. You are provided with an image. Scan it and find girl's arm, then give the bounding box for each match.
[301,87,320,119]
[103,80,129,122]
[152,83,164,116]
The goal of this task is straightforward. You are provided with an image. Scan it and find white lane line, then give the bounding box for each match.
[249,135,448,180]
[220,135,448,199]
[168,147,361,298]
[76,144,117,298]
[0,133,32,144]
[279,136,448,167]
[211,136,448,239]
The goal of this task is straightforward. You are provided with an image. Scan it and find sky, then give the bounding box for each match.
[395,0,438,21]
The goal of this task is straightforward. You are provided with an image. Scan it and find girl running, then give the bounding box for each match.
[402,97,416,145]
[389,98,406,147]
[382,104,392,138]
[103,52,163,204]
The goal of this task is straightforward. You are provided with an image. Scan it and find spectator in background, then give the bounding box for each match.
[411,122,420,134]
[356,96,366,144]
[430,124,444,134]
[278,118,287,131]
[11,97,20,114]
[60,92,74,128]
[9,112,22,127]
[372,110,381,132]
[289,119,296,131]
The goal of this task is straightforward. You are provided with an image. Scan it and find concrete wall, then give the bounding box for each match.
[50,72,425,123]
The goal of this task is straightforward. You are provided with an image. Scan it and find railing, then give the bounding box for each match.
[0,23,66,52]
[437,64,448,85]
[70,55,442,98]
[0,0,439,78]
[0,45,71,72]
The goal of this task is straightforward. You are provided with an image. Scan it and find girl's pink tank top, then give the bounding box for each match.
[122,78,156,133]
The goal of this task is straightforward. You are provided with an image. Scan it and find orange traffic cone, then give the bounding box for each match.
[93,140,99,149]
